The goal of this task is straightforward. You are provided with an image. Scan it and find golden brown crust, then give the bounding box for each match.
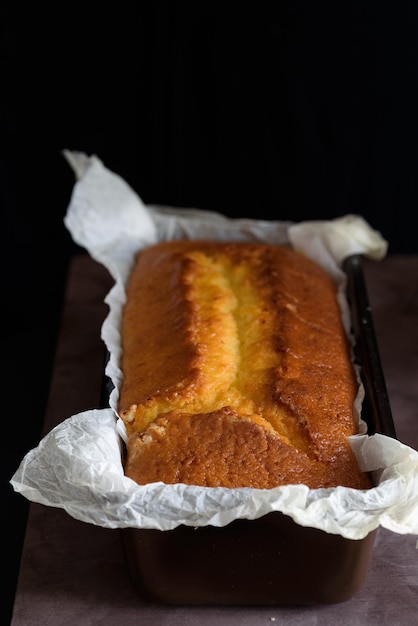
[124,408,370,490]
[118,240,371,490]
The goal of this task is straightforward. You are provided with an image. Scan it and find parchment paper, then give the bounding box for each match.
[10,151,418,539]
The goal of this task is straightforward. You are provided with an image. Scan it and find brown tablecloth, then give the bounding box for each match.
[11,253,418,625]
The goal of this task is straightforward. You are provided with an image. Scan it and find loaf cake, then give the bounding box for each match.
[118,240,371,490]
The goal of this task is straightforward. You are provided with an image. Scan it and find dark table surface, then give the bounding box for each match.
[10,252,418,626]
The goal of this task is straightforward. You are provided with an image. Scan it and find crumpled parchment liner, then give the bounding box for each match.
[10,151,418,539]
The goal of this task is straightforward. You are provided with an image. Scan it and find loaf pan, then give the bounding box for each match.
[104,254,396,605]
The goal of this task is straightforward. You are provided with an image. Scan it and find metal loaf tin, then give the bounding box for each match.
[110,254,396,606]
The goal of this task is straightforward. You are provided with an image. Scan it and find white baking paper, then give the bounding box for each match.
[10,151,418,539]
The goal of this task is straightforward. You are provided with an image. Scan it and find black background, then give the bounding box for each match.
[1,2,417,623]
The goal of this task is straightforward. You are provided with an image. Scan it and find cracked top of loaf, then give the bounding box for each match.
[118,240,371,490]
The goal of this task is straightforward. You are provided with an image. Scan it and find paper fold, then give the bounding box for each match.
[10,151,418,539]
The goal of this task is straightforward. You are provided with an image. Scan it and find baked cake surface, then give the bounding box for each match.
[118,240,371,490]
